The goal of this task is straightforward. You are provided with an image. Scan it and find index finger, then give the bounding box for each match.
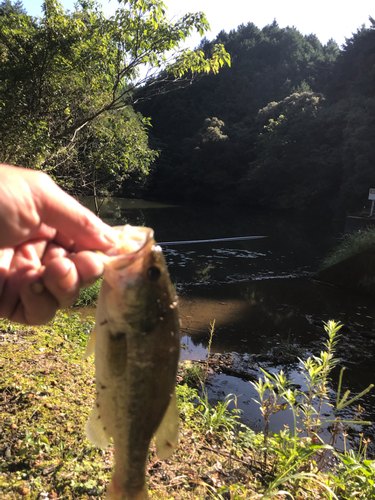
[31,173,117,251]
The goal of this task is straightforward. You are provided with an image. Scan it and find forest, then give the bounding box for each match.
[1,0,375,216]
[0,0,229,208]
[137,18,375,216]
[2,4,375,499]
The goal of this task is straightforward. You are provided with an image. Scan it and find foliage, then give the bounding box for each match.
[139,17,375,216]
[329,17,375,101]
[73,277,103,307]
[331,444,375,499]
[242,92,334,210]
[321,227,375,269]
[251,320,374,499]
[197,390,243,436]
[180,360,205,387]
[0,0,230,198]
[0,314,374,499]
[176,383,244,439]
[0,0,26,15]
[235,426,261,451]
[47,109,158,204]
[179,320,215,388]
[175,383,200,423]
[138,20,340,206]
[167,116,237,202]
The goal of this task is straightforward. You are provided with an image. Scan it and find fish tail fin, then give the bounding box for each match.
[106,472,148,500]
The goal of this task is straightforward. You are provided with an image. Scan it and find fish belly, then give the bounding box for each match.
[86,230,180,500]
[95,318,179,499]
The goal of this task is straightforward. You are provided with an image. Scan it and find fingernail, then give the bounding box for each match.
[30,280,45,295]
[57,261,74,289]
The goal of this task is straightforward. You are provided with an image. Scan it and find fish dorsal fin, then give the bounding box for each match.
[83,325,97,359]
[85,404,111,448]
[154,390,179,460]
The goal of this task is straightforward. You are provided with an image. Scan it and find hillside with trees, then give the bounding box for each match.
[1,0,374,216]
[137,18,375,216]
[0,0,229,210]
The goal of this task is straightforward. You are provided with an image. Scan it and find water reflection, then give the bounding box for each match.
[79,197,375,442]
[79,195,337,284]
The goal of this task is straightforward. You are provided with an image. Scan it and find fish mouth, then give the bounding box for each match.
[115,225,154,255]
[104,226,153,255]
[104,225,155,270]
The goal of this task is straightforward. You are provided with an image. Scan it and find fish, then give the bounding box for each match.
[84,225,180,500]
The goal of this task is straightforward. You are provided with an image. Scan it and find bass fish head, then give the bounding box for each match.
[101,225,177,333]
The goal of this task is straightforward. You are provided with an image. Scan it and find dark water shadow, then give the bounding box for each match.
[78,197,375,447]
[179,278,375,444]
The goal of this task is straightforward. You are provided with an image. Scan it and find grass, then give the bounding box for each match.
[180,360,205,387]
[73,278,103,307]
[0,313,113,499]
[179,320,216,389]
[0,315,374,499]
[321,227,375,269]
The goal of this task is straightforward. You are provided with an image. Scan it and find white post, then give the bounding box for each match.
[369,189,375,217]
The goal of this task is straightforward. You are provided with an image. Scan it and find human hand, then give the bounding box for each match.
[0,164,117,325]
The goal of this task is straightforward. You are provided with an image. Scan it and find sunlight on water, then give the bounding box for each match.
[80,197,375,442]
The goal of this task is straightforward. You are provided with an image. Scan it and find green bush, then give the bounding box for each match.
[321,227,375,269]
[74,278,103,307]
[251,320,374,499]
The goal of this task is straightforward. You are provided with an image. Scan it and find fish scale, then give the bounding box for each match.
[84,225,180,500]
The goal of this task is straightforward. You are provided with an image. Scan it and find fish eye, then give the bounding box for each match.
[147,266,161,281]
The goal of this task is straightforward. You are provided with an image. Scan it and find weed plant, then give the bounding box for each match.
[180,361,205,387]
[177,320,375,498]
[180,320,216,388]
[176,384,200,424]
[0,316,374,499]
[176,384,243,438]
[250,320,374,499]
[321,227,375,269]
[197,390,243,436]
[73,278,103,307]
[201,320,215,389]
[331,442,375,499]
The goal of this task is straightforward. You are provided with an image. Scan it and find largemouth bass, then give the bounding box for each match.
[84,225,180,500]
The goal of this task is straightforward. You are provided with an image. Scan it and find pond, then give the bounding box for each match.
[81,197,375,448]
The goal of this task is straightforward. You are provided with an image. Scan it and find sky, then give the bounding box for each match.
[22,0,374,48]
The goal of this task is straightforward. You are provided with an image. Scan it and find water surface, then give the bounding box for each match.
[81,197,375,446]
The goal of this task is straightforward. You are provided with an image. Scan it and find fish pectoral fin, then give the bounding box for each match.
[85,404,111,448]
[154,390,179,460]
[83,325,97,359]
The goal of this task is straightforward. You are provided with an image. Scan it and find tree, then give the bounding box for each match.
[149,116,244,202]
[239,92,333,210]
[139,16,375,215]
[48,107,158,213]
[0,0,230,202]
[329,17,375,100]
[137,21,339,206]
[0,0,26,15]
